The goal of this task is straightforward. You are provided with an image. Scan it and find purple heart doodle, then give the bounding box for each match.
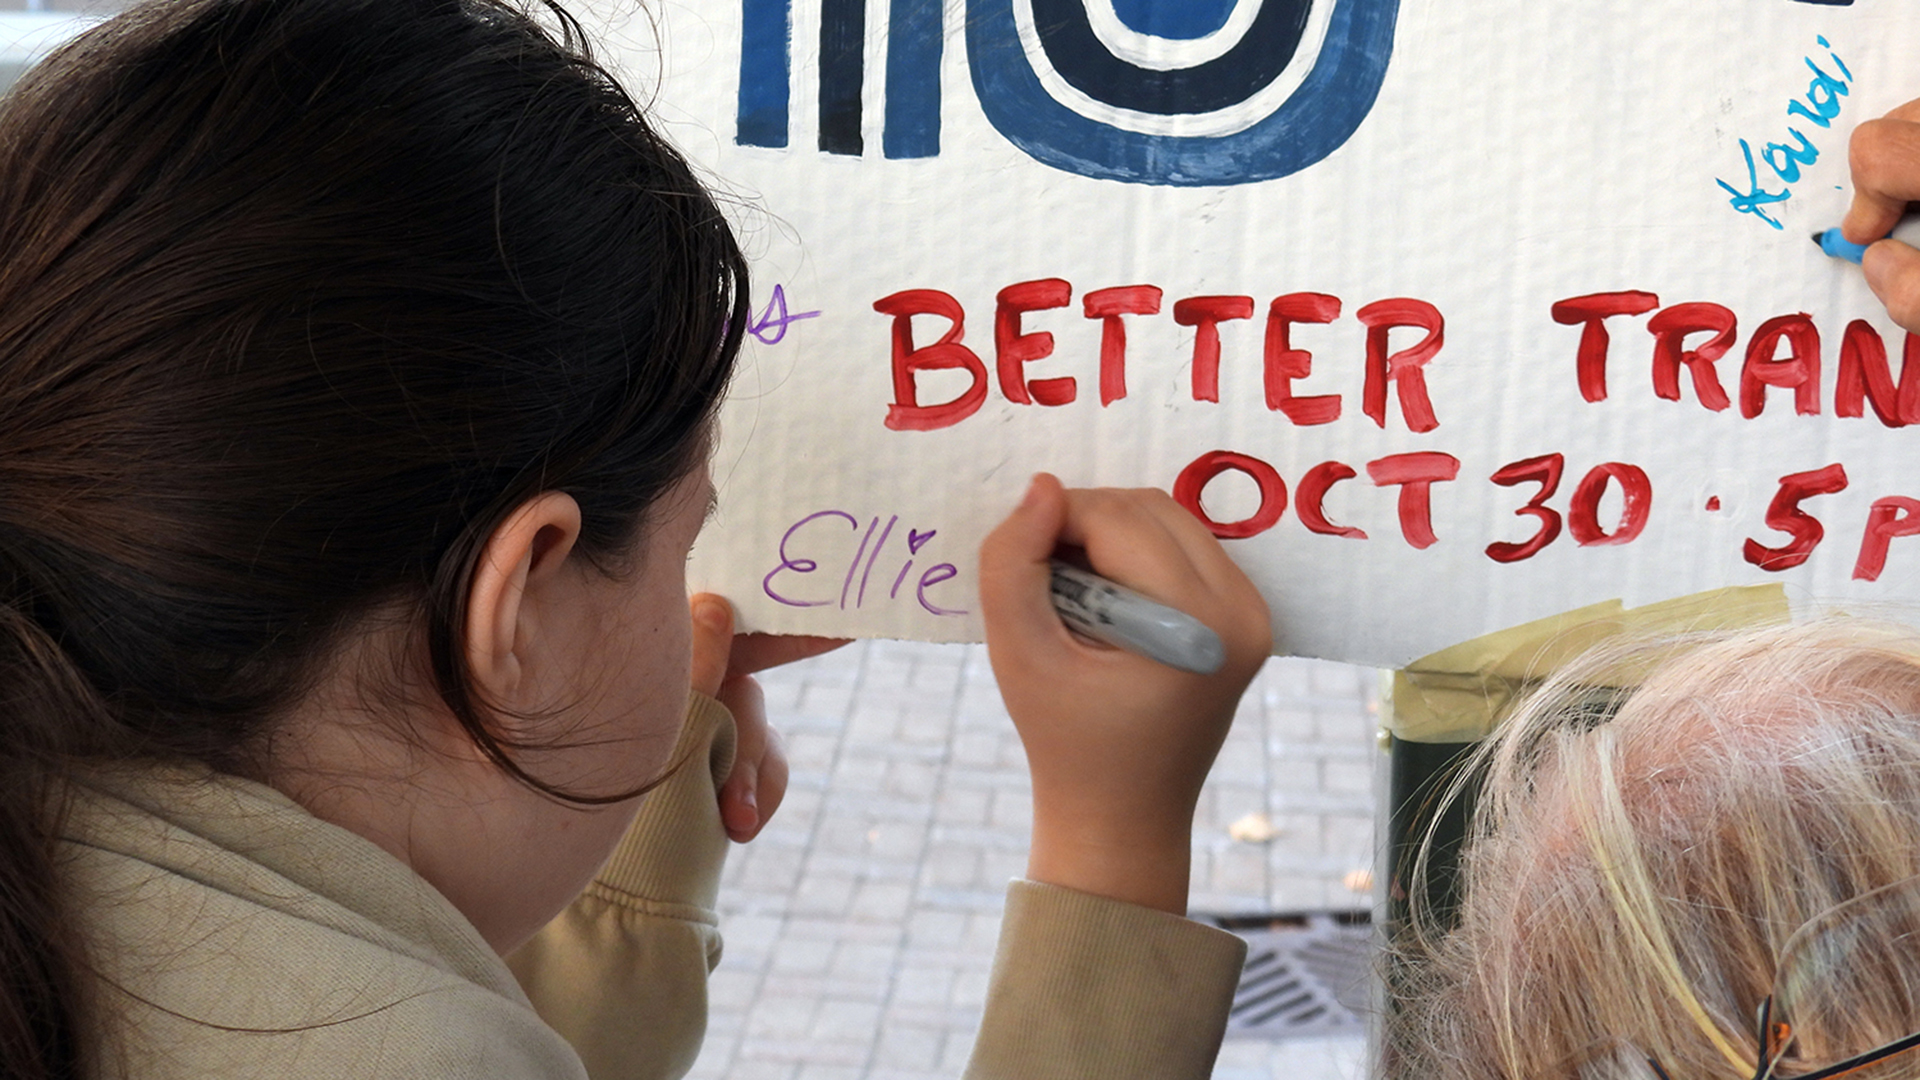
[907,529,936,554]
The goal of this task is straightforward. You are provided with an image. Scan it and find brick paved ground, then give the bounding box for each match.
[688,641,1380,1080]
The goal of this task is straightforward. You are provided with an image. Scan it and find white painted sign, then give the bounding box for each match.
[609,0,1920,666]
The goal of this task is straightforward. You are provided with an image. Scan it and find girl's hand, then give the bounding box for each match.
[978,473,1271,915]
[689,594,847,842]
[1845,98,1920,331]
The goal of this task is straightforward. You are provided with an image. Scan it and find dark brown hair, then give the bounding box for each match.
[0,1,748,1074]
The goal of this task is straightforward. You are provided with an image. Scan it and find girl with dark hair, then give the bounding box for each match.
[0,1,1271,1077]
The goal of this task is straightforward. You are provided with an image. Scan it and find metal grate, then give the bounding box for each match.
[1210,910,1372,1040]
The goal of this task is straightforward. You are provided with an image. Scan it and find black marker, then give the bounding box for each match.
[1047,560,1225,675]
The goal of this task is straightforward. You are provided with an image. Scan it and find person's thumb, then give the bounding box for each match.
[1863,239,1920,335]
[978,473,1067,639]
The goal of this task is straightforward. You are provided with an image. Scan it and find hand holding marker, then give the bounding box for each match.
[1813,218,1920,263]
[1048,559,1226,675]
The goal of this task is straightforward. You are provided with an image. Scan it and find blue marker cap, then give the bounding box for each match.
[1814,227,1870,264]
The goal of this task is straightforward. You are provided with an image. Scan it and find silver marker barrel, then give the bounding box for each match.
[1046,559,1226,675]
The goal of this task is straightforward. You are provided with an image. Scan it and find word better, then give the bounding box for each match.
[874,282,1444,433]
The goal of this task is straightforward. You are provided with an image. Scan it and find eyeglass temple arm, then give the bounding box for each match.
[1794,1026,1920,1080]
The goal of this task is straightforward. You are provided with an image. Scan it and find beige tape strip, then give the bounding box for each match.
[1385,585,1790,743]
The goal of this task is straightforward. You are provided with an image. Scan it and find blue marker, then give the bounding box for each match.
[1813,227,1871,263]
[1047,559,1226,675]
[1813,219,1920,264]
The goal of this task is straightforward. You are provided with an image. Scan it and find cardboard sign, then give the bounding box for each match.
[609,0,1920,667]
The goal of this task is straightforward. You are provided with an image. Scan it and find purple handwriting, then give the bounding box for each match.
[748,284,822,345]
[764,510,967,616]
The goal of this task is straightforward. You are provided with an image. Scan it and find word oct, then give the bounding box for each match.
[1171,449,1651,561]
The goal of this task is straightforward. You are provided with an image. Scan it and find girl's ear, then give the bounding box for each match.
[464,491,583,703]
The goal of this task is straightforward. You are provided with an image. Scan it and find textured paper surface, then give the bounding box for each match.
[590,0,1920,666]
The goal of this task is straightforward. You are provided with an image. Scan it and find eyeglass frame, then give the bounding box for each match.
[1643,995,1920,1080]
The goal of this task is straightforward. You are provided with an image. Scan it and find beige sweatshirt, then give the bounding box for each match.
[60,693,1247,1079]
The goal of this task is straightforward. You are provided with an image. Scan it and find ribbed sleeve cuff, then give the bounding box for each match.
[965,879,1247,1080]
[591,691,736,916]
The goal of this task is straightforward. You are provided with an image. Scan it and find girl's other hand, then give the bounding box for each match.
[1845,98,1920,332]
[689,594,847,842]
[978,473,1271,915]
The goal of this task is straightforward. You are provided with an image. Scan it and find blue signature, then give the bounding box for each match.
[1717,37,1853,229]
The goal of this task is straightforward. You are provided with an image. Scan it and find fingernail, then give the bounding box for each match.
[725,798,753,835]
[742,785,758,813]
[693,595,728,630]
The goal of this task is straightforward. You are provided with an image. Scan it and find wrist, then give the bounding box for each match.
[1026,802,1193,915]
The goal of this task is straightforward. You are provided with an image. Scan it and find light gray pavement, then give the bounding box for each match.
[686,640,1381,1080]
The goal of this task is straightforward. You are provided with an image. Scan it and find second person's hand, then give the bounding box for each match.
[690,594,847,843]
[1845,98,1920,331]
